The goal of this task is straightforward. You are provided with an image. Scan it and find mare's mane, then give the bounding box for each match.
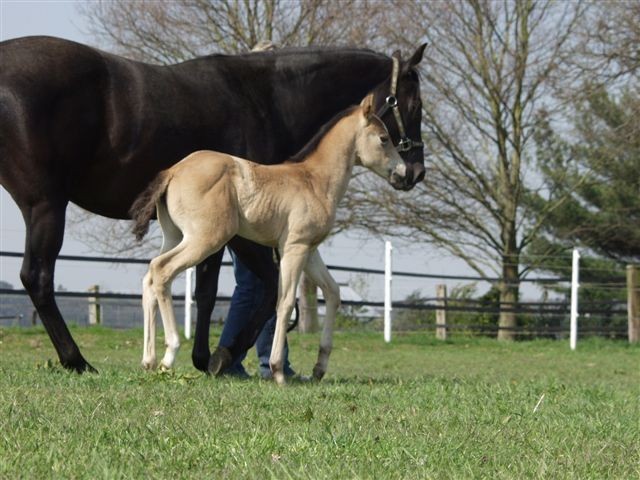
[286,105,360,164]
[196,46,382,62]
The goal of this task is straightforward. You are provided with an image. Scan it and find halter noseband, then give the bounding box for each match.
[376,57,424,153]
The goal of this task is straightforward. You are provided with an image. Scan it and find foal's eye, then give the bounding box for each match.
[380,135,389,145]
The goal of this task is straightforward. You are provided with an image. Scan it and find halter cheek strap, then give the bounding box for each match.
[377,57,424,153]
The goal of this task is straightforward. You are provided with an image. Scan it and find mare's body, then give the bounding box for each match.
[0,36,426,373]
[132,97,401,384]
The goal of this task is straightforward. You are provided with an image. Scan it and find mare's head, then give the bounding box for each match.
[354,95,406,189]
[372,44,427,191]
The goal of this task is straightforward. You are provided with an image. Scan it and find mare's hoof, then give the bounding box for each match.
[84,362,99,374]
[208,346,232,376]
[63,357,98,374]
[312,366,325,381]
[192,352,210,373]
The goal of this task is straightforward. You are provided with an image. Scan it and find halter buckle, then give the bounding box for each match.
[398,138,424,152]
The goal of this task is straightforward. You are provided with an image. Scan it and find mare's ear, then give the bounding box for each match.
[401,43,428,75]
[360,94,374,120]
[408,43,427,67]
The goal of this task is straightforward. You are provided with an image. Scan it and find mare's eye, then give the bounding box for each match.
[380,135,389,145]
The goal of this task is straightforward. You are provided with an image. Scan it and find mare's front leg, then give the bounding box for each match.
[192,250,224,372]
[19,198,96,373]
[270,244,309,386]
[304,250,341,380]
[208,238,278,375]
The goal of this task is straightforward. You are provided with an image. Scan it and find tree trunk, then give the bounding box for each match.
[498,242,520,341]
[298,273,319,333]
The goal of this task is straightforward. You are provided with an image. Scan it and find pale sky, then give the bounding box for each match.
[0,0,482,301]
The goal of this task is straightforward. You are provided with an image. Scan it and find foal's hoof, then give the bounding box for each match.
[208,346,232,376]
[273,372,287,386]
[141,359,157,371]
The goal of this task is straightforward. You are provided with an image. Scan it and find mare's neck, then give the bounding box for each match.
[271,51,389,151]
[181,49,391,163]
[303,114,360,211]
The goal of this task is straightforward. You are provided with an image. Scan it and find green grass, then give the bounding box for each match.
[0,327,638,479]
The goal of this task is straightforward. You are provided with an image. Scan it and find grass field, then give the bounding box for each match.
[0,326,638,479]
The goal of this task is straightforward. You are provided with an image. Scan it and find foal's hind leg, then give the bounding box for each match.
[141,270,159,370]
[303,250,341,380]
[150,239,226,370]
[18,198,96,373]
[141,198,183,370]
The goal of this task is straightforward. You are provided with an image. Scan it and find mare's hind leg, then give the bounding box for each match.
[19,198,96,372]
[303,250,341,380]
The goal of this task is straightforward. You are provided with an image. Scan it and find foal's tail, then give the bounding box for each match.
[129,172,172,241]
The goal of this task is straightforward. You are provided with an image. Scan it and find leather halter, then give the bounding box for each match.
[376,57,424,153]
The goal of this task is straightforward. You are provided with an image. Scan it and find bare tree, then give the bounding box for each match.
[338,0,587,339]
[574,0,640,80]
[79,0,387,61]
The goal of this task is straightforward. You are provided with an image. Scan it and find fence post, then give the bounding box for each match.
[435,284,447,340]
[627,265,639,343]
[88,285,101,325]
[384,240,393,343]
[298,273,319,333]
[184,267,194,340]
[570,248,580,350]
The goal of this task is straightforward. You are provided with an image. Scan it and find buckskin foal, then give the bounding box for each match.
[131,95,402,385]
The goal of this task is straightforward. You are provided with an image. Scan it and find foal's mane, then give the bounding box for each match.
[286,105,360,164]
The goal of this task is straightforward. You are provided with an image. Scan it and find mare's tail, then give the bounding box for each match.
[129,172,172,241]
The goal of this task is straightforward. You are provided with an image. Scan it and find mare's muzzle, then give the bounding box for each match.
[391,161,425,191]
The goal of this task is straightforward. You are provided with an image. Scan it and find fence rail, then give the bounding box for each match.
[0,250,636,342]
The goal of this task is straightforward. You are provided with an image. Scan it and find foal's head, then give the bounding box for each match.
[355,95,406,189]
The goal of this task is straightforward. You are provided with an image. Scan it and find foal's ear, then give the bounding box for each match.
[360,94,375,120]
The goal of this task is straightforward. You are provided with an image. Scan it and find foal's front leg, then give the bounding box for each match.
[270,244,309,386]
[304,250,341,380]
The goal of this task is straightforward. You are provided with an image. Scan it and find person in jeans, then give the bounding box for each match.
[218,246,295,379]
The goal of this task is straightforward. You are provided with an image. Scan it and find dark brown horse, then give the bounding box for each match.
[0,36,426,373]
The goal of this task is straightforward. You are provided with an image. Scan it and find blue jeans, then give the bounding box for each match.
[219,247,294,378]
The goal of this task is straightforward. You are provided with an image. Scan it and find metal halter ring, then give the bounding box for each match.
[397,138,412,152]
[386,95,398,107]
